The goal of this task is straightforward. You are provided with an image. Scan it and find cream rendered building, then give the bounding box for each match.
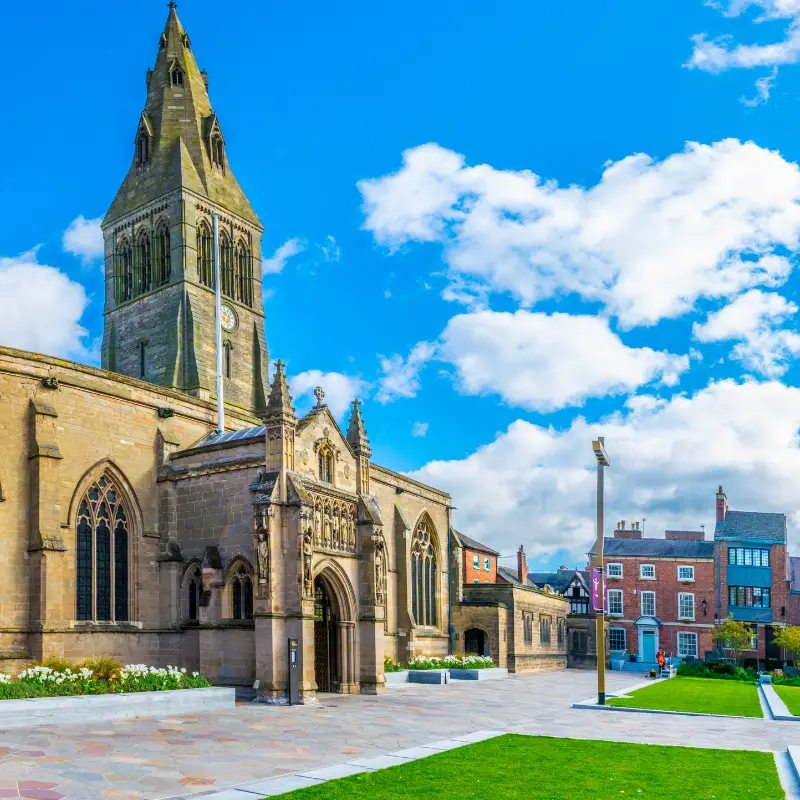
[0,4,452,700]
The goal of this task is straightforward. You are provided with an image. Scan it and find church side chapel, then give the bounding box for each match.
[0,4,451,700]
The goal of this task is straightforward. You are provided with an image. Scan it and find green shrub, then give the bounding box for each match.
[407,655,495,670]
[80,657,123,682]
[0,663,210,700]
[384,656,405,673]
[675,662,757,683]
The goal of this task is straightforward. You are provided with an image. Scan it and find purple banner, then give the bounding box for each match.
[592,568,606,612]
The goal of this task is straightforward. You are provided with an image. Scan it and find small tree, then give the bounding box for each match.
[711,616,753,666]
[772,626,800,666]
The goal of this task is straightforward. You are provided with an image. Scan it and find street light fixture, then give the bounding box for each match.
[592,436,610,705]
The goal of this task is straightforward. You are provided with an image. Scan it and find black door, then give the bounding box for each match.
[464,628,486,656]
[314,580,337,692]
[766,625,781,667]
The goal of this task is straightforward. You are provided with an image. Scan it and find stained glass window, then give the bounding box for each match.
[411,519,437,627]
[75,475,129,622]
[187,567,200,622]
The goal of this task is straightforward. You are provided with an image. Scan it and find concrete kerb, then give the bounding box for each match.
[762,683,798,721]
[180,730,507,800]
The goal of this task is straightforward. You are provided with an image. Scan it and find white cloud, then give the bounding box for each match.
[62,216,104,264]
[262,238,306,275]
[0,250,92,360]
[376,341,437,403]
[439,310,689,411]
[321,235,341,263]
[741,66,779,105]
[359,140,800,328]
[289,369,370,418]
[410,379,800,560]
[412,422,429,437]
[688,1,800,98]
[694,289,800,375]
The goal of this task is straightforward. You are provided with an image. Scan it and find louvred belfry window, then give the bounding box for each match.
[411,519,438,627]
[76,475,130,622]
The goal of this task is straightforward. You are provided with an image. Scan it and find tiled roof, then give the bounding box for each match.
[715,510,786,543]
[454,530,499,556]
[497,565,528,586]
[528,570,588,594]
[589,537,714,559]
[192,426,265,448]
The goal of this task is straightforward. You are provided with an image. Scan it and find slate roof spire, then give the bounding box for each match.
[104,3,261,227]
[264,360,296,422]
[346,399,371,456]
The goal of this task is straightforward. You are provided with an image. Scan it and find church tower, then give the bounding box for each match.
[101,3,268,416]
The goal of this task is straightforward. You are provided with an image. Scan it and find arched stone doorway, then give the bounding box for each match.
[465,628,487,657]
[314,577,338,692]
[312,566,357,694]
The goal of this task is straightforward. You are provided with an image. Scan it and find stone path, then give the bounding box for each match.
[0,670,797,799]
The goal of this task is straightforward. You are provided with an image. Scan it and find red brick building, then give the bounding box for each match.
[590,522,715,664]
[714,486,789,665]
[454,530,498,584]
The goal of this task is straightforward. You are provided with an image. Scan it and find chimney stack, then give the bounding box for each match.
[517,545,528,584]
[716,485,727,524]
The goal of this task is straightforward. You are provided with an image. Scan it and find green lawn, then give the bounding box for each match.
[607,676,762,717]
[774,684,800,715]
[268,735,780,799]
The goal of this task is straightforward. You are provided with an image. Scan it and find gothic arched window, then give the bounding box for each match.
[224,341,232,380]
[318,444,333,484]
[185,565,201,622]
[136,131,150,171]
[220,231,234,298]
[211,134,225,172]
[197,222,214,288]
[411,518,438,627]
[115,238,133,304]
[171,65,184,87]
[135,229,151,295]
[230,563,253,620]
[155,220,171,286]
[235,240,252,306]
[76,475,129,622]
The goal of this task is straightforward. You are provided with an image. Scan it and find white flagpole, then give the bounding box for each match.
[212,211,224,435]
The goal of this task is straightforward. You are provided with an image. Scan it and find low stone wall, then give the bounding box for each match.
[450,668,508,681]
[0,687,234,728]
[508,653,567,673]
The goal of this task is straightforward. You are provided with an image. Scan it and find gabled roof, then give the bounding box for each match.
[715,510,786,543]
[528,570,588,594]
[589,537,714,559]
[453,530,499,557]
[497,565,530,587]
[296,404,355,459]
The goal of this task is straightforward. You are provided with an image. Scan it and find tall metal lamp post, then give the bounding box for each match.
[592,436,610,705]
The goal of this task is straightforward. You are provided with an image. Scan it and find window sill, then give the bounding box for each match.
[606,576,623,581]
[678,579,696,583]
[639,576,656,581]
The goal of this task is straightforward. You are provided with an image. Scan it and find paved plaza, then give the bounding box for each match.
[1,670,800,799]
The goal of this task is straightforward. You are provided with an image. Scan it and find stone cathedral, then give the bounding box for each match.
[0,5,452,699]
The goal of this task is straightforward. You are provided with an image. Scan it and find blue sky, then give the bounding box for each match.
[6,0,800,566]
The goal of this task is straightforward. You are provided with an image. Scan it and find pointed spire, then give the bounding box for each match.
[104,2,261,227]
[347,399,371,455]
[264,360,296,422]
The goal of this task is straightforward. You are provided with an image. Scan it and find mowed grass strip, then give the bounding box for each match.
[268,735,780,799]
[607,676,762,717]
[773,684,800,715]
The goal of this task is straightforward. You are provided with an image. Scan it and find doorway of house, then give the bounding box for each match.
[314,578,338,692]
[464,628,487,656]
[641,629,657,663]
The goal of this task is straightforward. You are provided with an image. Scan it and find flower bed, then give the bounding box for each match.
[0,659,210,700]
[407,655,495,671]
